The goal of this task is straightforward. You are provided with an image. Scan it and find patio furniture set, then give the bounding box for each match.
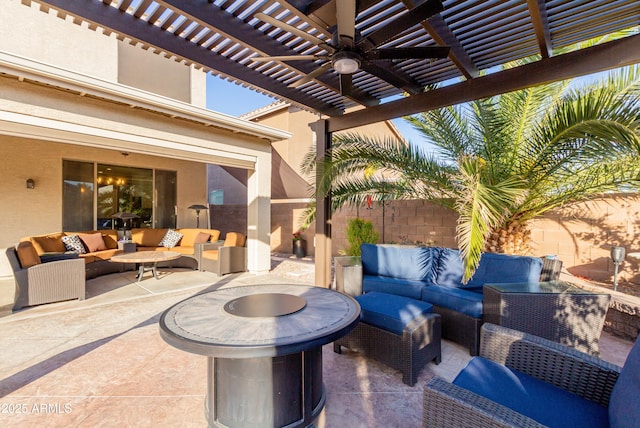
[6,228,247,310]
[335,244,577,356]
[332,243,624,426]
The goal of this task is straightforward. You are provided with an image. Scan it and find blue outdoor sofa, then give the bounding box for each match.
[334,244,562,355]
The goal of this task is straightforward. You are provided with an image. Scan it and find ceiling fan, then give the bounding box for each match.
[253,0,450,97]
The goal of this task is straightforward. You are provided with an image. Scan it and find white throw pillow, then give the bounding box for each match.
[159,229,183,248]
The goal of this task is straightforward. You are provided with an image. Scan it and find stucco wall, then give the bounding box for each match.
[0,0,117,81]
[2,0,208,106]
[332,195,640,286]
[0,137,207,247]
[118,42,193,104]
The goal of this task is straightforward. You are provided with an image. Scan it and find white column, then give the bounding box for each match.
[246,150,271,274]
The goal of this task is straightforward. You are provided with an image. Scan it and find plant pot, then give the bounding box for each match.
[293,239,306,258]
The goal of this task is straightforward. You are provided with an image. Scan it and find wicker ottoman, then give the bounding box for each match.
[333,292,442,386]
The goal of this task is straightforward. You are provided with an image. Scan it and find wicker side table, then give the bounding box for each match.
[483,281,611,355]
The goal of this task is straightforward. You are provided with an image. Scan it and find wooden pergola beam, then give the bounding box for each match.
[327,33,640,132]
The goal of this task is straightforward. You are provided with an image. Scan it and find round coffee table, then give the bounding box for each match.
[110,250,181,281]
[159,284,360,428]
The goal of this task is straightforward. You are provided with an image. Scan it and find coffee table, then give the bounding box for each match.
[110,251,181,281]
[159,284,360,428]
[483,281,611,355]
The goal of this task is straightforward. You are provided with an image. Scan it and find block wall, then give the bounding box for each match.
[331,194,640,286]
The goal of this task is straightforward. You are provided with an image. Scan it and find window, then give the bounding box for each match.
[97,164,152,229]
[62,161,177,231]
[63,160,94,231]
[155,169,178,229]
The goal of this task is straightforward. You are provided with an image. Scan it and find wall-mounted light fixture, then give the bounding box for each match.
[26,178,35,189]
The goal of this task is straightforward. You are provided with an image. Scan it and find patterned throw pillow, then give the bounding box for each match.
[62,234,86,254]
[159,229,183,248]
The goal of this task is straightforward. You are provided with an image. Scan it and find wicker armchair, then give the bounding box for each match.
[423,323,630,427]
[196,232,247,276]
[6,244,85,311]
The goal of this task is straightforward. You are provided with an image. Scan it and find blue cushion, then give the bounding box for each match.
[361,244,439,282]
[435,248,543,289]
[356,292,433,335]
[420,284,483,318]
[454,357,609,428]
[363,275,426,300]
[434,248,465,287]
[466,252,543,288]
[609,335,640,427]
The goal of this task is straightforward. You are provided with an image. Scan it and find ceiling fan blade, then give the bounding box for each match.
[339,73,353,96]
[360,62,423,95]
[366,46,450,60]
[252,55,328,62]
[335,0,356,48]
[255,12,332,49]
[289,63,333,88]
[357,0,444,49]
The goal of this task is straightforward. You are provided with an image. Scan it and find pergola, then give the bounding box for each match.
[32,0,640,286]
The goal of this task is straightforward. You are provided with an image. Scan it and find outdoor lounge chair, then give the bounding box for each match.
[6,242,85,311]
[197,232,247,276]
[422,323,639,427]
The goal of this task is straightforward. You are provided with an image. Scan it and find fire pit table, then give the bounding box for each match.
[159,284,360,428]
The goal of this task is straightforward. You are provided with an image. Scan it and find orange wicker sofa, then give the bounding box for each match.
[18,228,221,279]
[7,228,221,310]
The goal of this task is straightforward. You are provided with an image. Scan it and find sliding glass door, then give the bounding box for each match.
[62,160,177,231]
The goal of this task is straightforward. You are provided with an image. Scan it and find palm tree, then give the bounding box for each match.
[307,64,640,282]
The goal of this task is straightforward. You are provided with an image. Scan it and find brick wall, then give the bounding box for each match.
[331,193,640,286]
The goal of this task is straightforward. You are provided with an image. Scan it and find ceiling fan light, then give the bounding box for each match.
[333,57,359,74]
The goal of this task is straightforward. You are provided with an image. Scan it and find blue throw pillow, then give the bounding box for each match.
[609,336,640,427]
[360,243,438,282]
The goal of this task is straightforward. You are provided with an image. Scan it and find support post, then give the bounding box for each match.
[314,119,332,288]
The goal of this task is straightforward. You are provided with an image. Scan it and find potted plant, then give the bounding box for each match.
[292,230,306,258]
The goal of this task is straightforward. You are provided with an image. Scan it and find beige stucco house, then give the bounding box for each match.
[0,0,291,276]
[207,101,405,255]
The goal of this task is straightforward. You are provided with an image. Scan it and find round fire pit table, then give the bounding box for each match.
[159,284,360,428]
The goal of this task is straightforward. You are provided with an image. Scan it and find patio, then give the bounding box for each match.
[0,256,633,427]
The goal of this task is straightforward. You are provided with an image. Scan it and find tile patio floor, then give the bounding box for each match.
[0,256,634,427]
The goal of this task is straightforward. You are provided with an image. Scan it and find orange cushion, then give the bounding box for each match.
[16,241,41,268]
[78,233,107,252]
[178,229,220,247]
[224,232,246,247]
[101,230,119,249]
[30,233,66,254]
[202,250,219,261]
[131,228,167,247]
[194,232,211,244]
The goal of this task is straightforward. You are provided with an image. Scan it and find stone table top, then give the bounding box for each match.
[159,284,360,358]
[110,250,181,264]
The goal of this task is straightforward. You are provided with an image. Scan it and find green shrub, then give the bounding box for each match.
[344,218,379,256]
